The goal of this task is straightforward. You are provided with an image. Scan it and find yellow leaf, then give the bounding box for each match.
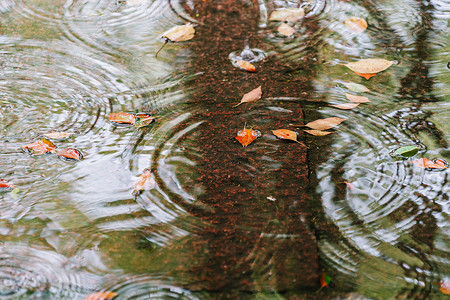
[330,103,359,109]
[277,23,295,37]
[305,117,346,131]
[345,58,394,75]
[162,24,195,42]
[233,86,262,108]
[269,8,305,22]
[43,131,75,139]
[344,17,367,33]
[345,93,370,103]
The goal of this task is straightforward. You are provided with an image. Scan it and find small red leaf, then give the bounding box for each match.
[320,272,332,288]
[410,158,447,169]
[236,125,259,148]
[57,148,83,161]
[85,291,118,300]
[354,72,377,80]
[272,129,302,144]
[236,60,256,72]
[134,169,155,192]
[22,139,56,155]
[0,179,15,189]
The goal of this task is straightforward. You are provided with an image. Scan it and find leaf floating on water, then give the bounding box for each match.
[342,82,370,93]
[269,8,305,22]
[303,129,333,136]
[134,169,156,192]
[393,145,419,157]
[109,112,136,125]
[305,117,346,131]
[272,129,302,144]
[162,24,195,42]
[345,93,370,103]
[0,179,15,189]
[344,181,355,190]
[278,23,295,37]
[85,291,118,300]
[440,282,450,295]
[410,158,447,169]
[344,17,368,33]
[9,187,20,199]
[330,103,359,110]
[43,131,75,140]
[236,60,256,72]
[22,139,56,155]
[320,272,332,288]
[134,113,155,128]
[233,86,262,108]
[345,59,394,79]
[57,148,83,161]
[236,124,259,148]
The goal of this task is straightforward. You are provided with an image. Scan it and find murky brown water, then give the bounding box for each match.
[0,0,449,299]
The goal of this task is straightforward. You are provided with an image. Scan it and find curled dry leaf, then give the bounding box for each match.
[304,129,333,136]
[342,82,370,93]
[330,103,359,109]
[109,112,136,125]
[345,93,370,103]
[156,23,195,57]
[344,17,368,33]
[410,158,447,169]
[0,179,15,189]
[22,139,56,155]
[272,129,302,144]
[85,291,118,300]
[440,282,450,295]
[278,23,295,37]
[236,124,259,148]
[305,117,346,131]
[233,86,262,108]
[134,169,156,192]
[345,58,394,80]
[57,148,83,161]
[269,8,305,22]
[236,60,256,72]
[43,131,75,140]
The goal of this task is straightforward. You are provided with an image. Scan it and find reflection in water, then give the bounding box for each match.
[0,0,448,298]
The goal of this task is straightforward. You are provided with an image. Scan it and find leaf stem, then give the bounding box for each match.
[155,39,168,58]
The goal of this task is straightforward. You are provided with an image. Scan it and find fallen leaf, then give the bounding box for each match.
[304,129,333,136]
[354,72,377,80]
[330,103,359,109]
[9,188,20,199]
[272,129,302,144]
[410,158,447,169]
[22,139,56,155]
[134,169,156,192]
[345,58,394,76]
[269,8,305,22]
[345,93,370,103]
[440,282,450,295]
[109,112,136,125]
[57,148,83,161]
[43,131,75,139]
[134,113,155,128]
[233,86,262,108]
[156,24,195,57]
[305,117,346,131]
[344,17,367,33]
[320,272,332,288]
[278,23,295,37]
[393,145,419,157]
[85,291,118,300]
[342,82,370,93]
[236,124,259,148]
[0,179,15,189]
[344,181,355,190]
[236,60,256,72]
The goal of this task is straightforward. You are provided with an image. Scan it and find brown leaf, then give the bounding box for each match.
[345,93,370,103]
[134,169,156,192]
[330,103,359,109]
[0,179,15,189]
[109,112,136,125]
[236,125,259,148]
[272,129,302,144]
[85,291,118,300]
[344,17,368,33]
[233,86,262,108]
[162,24,195,42]
[304,129,333,136]
[345,58,394,75]
[305,117,346,131]
[278,23,295,37]
[410,158,447,169]
[57,148,83,161]
[269,8,305,22]
[236,60,256,72]
[43,131,75,139]
[22,139,56,155]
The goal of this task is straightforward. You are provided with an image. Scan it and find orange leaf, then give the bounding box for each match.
[345,93,370,103]
[236,125,259,148]
[304,129,333,136]
[0,179,15,189]
[440,282,450,295]
[344,17,367,33]
[57,148,83,161]
[410,158,447,169]
[305,117,346,131]
[320,272,332,288]
[134,169,156,191]
[22,139,56,155]
[354,72,377,80]
[330,103,359,109]
[233,86,262,108]
[236,60,256,72]
[85,291,118,300]
[43,131,75,139]
[109,112,136,125]
[278,23,295,37]
[272,129,302,144]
